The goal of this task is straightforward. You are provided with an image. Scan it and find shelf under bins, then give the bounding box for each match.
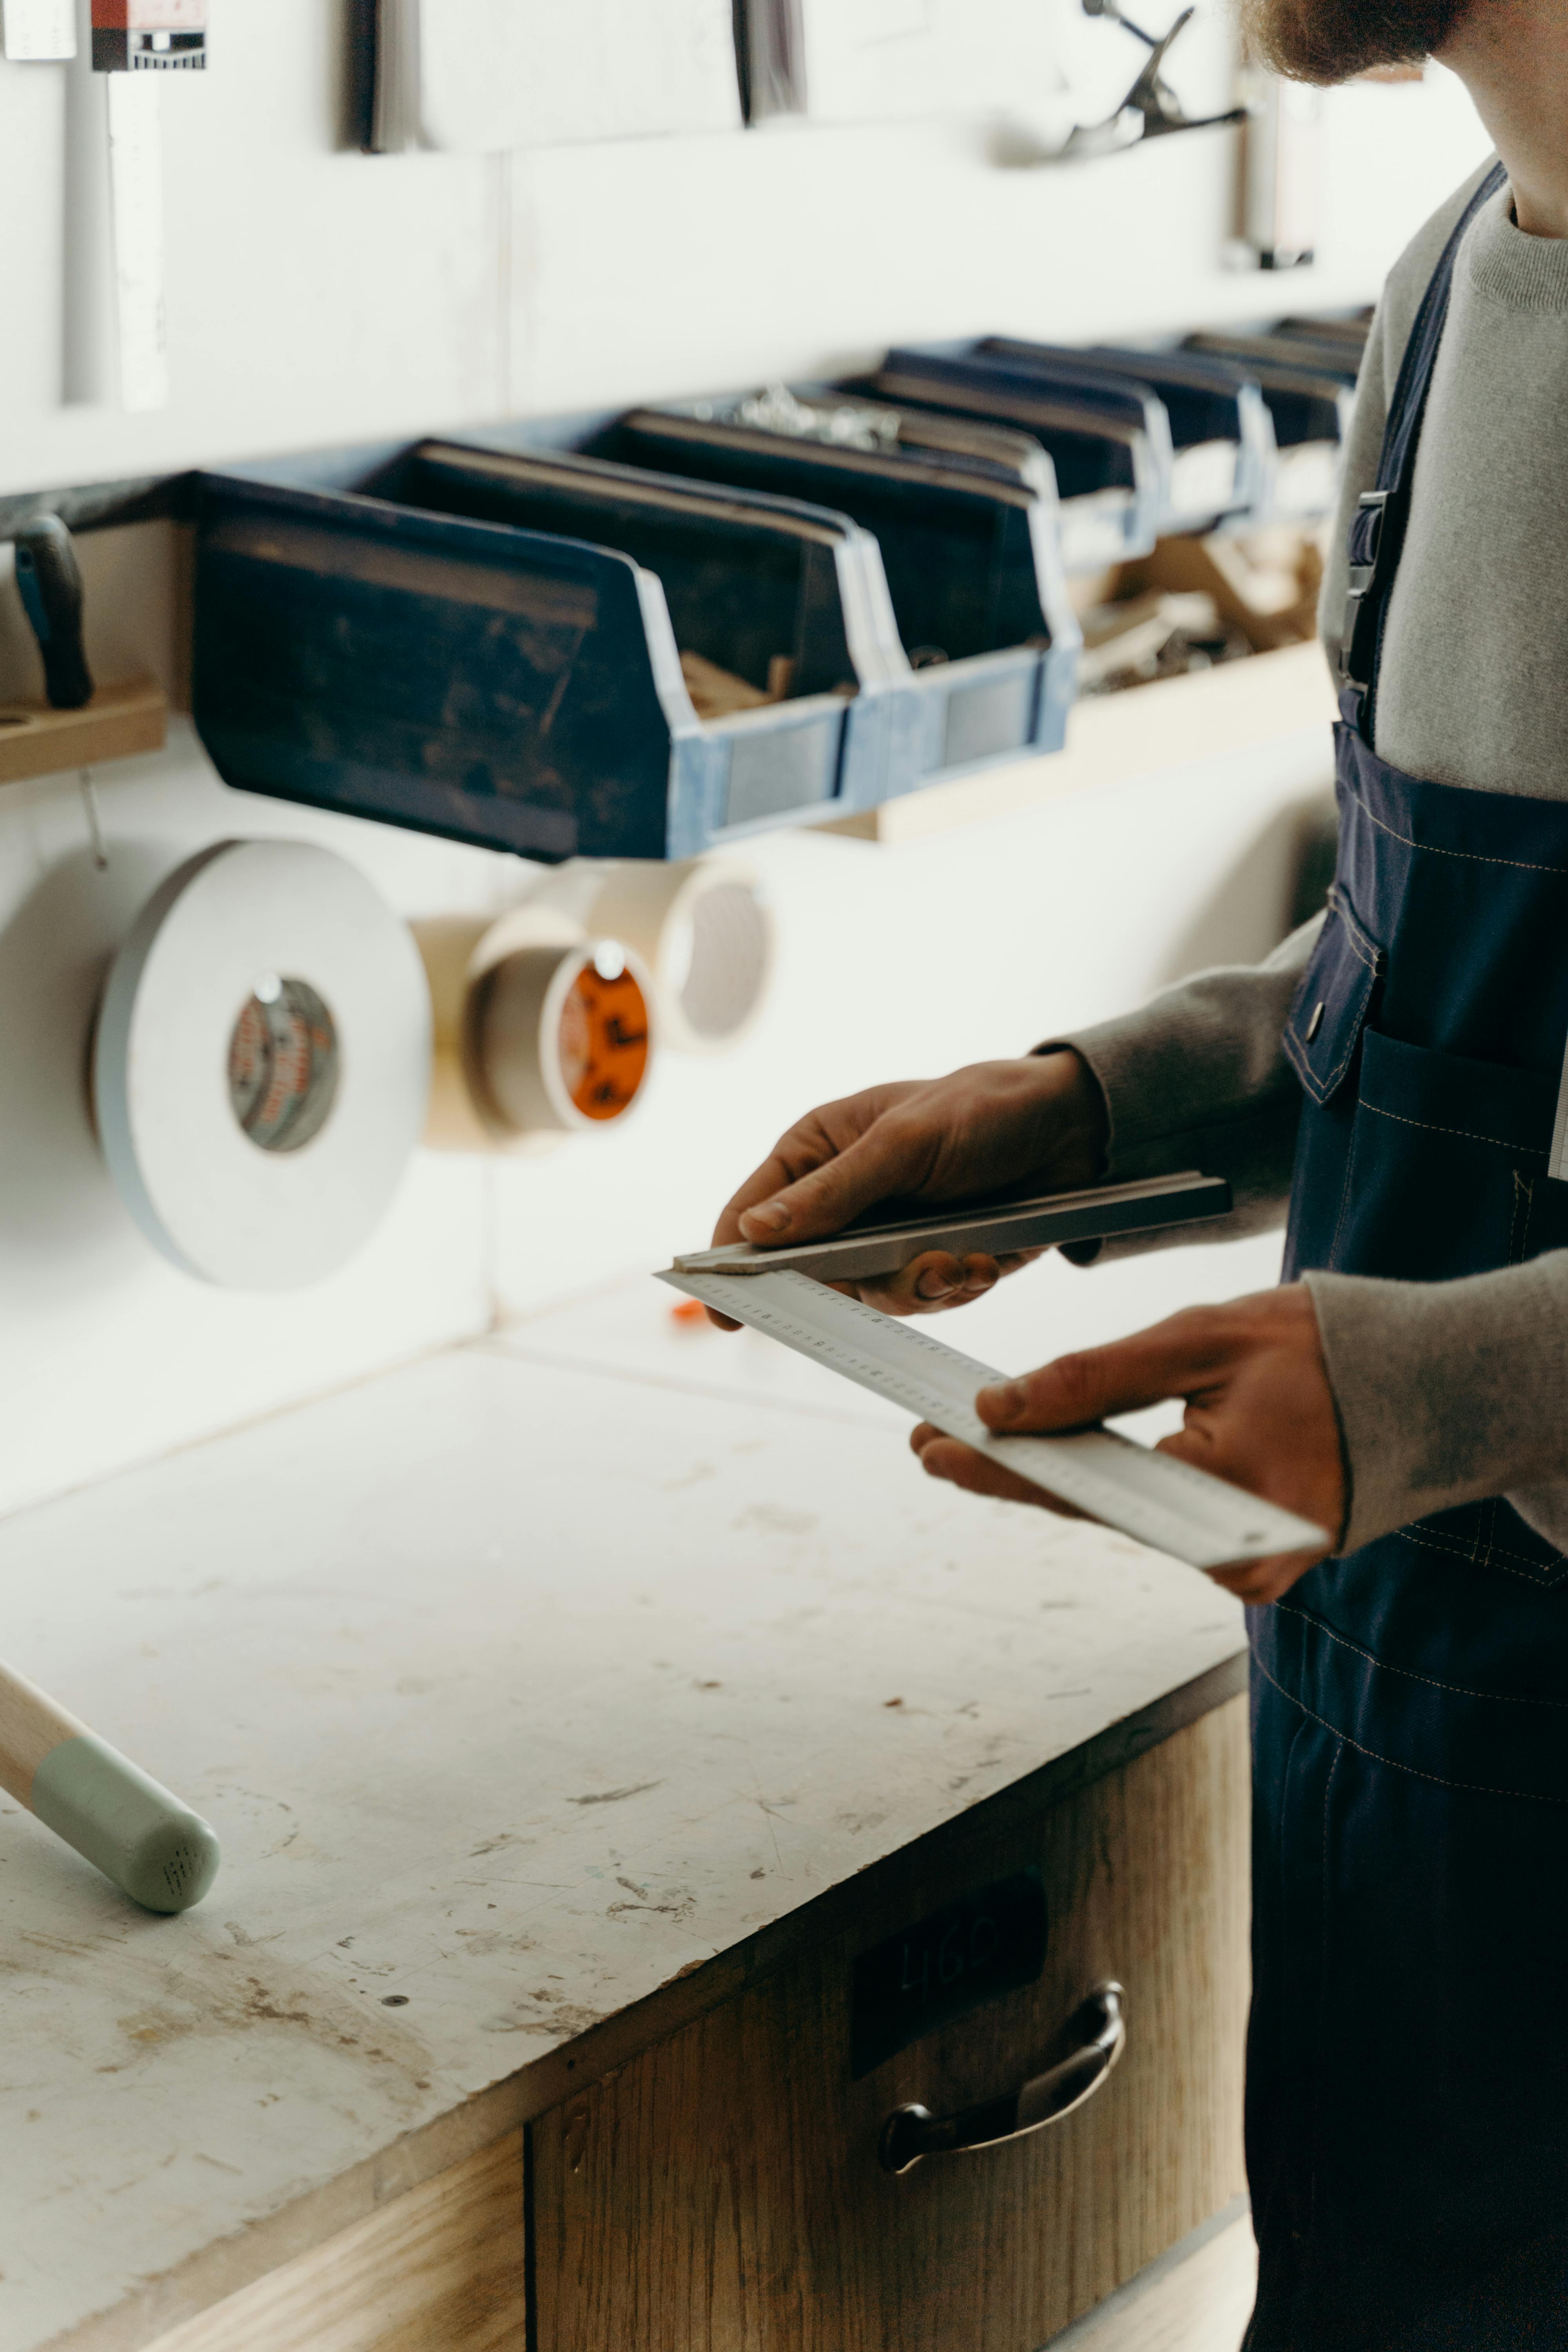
[191,444,912,862]
[858,350,1167,573]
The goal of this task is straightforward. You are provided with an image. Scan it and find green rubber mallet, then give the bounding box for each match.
[0,1655,219,1913]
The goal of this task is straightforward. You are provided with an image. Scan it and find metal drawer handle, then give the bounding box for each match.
[878,1979,1126,2176]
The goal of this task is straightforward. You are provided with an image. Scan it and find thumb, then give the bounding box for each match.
[975,1312,1236,1433]
[738,1119,926,1244]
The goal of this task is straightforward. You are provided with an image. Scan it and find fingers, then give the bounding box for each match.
[710,1086,925,1253]
[736,1113,936,1247]
[973,1307,1244,1435]
[909,1423,1089,1519]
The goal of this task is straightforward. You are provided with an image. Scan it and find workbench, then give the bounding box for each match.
[0,1272,1250,2352]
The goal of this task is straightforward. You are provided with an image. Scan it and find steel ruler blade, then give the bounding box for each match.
[657,1264,1327,1571]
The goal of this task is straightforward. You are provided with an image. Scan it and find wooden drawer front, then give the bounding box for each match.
[532,1695,1249,2352]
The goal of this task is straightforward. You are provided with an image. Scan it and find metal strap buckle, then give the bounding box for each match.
[1339,489,1390,689]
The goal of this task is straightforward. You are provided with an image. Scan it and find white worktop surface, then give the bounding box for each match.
[1,1270,1247,2352]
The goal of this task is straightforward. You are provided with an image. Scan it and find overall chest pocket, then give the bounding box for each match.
[1337,1027,1568,1283]
[1283,886,1383,1106]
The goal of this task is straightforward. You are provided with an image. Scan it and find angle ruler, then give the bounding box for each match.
[657,1262,1325,1572]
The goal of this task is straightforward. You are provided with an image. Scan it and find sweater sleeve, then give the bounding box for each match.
[1307,1258,1568,1552]
[1044,911,1322,1256]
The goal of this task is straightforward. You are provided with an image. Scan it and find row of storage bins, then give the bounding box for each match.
[192,314,1367,864]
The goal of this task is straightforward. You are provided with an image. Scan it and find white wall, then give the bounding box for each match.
[0,8,1490,1517]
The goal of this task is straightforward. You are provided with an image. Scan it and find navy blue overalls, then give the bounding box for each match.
[1246,161,1568,2350]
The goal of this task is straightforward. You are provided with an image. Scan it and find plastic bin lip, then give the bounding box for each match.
[629,391,1053,514]
[417,437,873,554]
[867,369,1151,458]
[699,683,856,734]
[196,463,648,590]
[1181,329,1360,387]
[883,345,1162,435]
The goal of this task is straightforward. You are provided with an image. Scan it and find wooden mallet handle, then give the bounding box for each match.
[0,1657,219,1913]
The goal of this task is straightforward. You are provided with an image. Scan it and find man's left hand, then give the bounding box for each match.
[910,1283,1346,1603]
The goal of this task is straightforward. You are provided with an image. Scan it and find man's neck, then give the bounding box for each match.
[1441,2,1568,239]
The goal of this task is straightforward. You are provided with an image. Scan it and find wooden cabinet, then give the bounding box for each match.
[139,1693,1247,2352]
[532,1695,1249,2352]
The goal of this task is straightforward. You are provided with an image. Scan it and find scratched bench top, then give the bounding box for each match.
[0,1291,1245,2352]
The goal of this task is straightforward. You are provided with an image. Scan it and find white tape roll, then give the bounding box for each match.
[93,840,431,1290]
[527,859,775,1056]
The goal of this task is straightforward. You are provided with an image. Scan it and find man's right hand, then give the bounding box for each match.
[708,1051,1109,1320]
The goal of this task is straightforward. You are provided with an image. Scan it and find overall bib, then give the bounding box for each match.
[1247,162,1568,2350]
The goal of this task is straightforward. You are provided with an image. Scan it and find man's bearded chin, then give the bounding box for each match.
[1240,0,1473,82]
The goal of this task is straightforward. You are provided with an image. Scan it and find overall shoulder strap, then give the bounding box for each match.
[1339,158,1507,730]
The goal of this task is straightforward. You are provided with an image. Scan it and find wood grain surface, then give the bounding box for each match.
[533,1695,1250,2352]
[0,677,167,786]
[146,2134,526,2352]
[0,1653,85,1805]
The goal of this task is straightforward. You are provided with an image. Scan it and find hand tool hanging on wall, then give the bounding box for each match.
[12,516,95,708]
[732,0,806,122]
[1238,61,1322,270]
[0,1651,220,1912]
[1005,0,1243,164]
[63,0,205,412]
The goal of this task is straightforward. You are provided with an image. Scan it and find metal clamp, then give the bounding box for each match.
[1338,487,1390,689]
[878,1980,1126,2176]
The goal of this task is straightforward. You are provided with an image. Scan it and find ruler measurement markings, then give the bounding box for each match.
[658,1265,1325,1571]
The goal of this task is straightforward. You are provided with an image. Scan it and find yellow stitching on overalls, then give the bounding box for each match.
[1251,1649,1568,1804]
[1286,966,1377,1099]
[1325,891,1381,972]
[1273,1599,1568,1708]
[1395,1523,1568,1584]
[1344,780,1568,875]
[1357,1098,1548,1156]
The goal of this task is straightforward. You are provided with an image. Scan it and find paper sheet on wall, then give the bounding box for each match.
[796,0,1064,125]
[372,0,741,154]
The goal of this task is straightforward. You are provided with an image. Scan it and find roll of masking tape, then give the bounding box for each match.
[414,903,654,1153]
[526,858,774,1056]
[584,859,774,1056]
[93,840,431,1290]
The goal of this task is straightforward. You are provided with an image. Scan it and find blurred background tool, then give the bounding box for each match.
[13,515,94,708]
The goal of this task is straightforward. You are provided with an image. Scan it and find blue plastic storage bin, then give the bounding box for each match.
[192,439,916,862]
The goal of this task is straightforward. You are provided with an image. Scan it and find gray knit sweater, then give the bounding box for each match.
[1061,160,1568,1554]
